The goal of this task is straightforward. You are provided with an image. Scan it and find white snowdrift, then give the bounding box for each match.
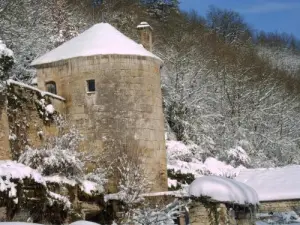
[31,23,162,66]
[235,165,300,201]
[189,176,259,205]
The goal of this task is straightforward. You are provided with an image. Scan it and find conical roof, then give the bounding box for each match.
[31,23,162,66]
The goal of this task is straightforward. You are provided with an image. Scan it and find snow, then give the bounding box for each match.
[48,191,71,209]
[235,165,300,201]
[7,79,65,101]
[189,176,259,205]
[31,23,162,66]
[44,175,77,186]
[167,141,242,178]
[137,21,152,29]
[168,178,178,188]
[9,133,17,141]
[0,161,45,185]
[31,77,37,85]
[45,104,55,114]
[79,180,103,195]
[0,40,14,58]
[70,221,101,225]
[0,161,44,201]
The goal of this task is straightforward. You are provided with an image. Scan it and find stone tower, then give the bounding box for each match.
[31,23,167,192]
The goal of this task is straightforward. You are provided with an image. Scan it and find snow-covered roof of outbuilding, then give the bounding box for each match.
[235,165,300,202]
[31,23,162,66]
[189,176,259,205]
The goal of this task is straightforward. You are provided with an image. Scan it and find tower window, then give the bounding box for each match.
[87,79,95,92]
[46,81,57,94]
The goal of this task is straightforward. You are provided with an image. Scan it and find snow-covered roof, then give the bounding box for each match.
[189,176,259,205]
[235,165,300,202]
[31,23,162,66]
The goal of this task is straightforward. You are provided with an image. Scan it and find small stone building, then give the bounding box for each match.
[235,165,300,214]
[0,22,167,192]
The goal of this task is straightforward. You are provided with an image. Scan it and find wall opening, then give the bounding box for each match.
[87,79,96,92]
[45,81,57,94]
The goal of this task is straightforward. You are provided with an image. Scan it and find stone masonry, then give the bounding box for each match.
[35,54,167,192]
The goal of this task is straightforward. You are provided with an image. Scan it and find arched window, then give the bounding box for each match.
[46,81,57,94]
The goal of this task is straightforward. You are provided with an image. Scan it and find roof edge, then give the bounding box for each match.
[31,53,164,68]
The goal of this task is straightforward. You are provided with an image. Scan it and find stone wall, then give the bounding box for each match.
[189,202,255,225]
[0,93,11,160]
[36,54,167,192]
[6,83,65,159]
[259,200,300,213]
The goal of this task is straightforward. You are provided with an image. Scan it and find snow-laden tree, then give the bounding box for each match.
[129,200,187,225]
[0,0,80,82]
[0,39,14,82]
[18,119,107,192]
[19,128,84,177]
[116,153,151,206]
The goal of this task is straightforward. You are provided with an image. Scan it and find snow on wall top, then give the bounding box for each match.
[31,23,162,66]
[235,165,300,202]
[7,79,65,101]
[189,176,259,205]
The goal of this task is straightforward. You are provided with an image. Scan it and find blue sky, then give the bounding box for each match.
[180,0,300,38]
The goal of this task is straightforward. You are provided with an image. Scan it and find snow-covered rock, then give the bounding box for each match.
[189,176,259,205]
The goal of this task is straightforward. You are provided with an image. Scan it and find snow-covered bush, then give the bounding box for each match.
[18,125,107,194]
[226,145,251,167]
[19,128,84,177]
[166,140,242,189]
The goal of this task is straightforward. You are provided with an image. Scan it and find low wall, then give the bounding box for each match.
[259,199,300,213]
[6,82,66,159]
[0,93,11,160]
